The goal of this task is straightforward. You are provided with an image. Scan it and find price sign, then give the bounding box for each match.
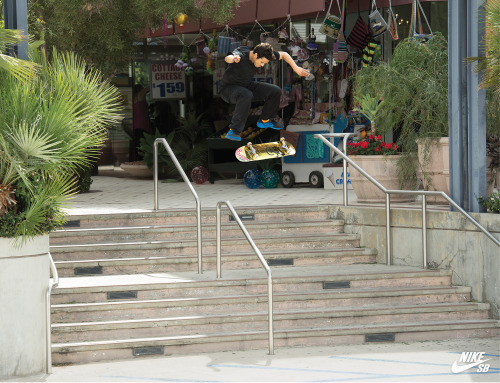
[150,63,186,100]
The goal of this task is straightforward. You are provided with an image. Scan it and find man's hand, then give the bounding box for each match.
[295,67,310,77]
[225,55,241,64]
[278,52,310,77]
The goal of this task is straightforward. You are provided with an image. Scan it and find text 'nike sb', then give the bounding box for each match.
[451,352,491,374]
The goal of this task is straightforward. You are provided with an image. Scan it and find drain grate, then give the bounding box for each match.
[63,220,80,228]
[365,333,395,342]
[133,346,164,356]
[323,281,351,289]
[267,258,294,266]
[229,214,255,222]
[74,266,103,275]
[107,291,138,300]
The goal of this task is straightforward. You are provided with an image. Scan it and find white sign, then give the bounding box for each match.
[150,63,186,99]
[323,167,352,190]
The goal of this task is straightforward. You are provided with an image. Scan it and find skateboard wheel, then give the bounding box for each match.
[309,171,324,188]
[281,171,295,188]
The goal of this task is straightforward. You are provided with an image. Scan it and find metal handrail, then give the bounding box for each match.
[153,138,203,274]
[315,133,500,269]
[216,201,274,355]
[46,252,59,373]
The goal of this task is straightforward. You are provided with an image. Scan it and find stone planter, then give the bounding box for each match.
[111,139,130,166]
[349,155,417,203]
[417,137,449,204]
[0,236,50,380]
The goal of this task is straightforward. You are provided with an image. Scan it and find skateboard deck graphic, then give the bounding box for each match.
[235,137,296,162]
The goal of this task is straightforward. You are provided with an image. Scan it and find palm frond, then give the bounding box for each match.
[0,52,38,81]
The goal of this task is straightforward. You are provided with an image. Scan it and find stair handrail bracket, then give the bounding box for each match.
[216,200,274,355]
[314,133,500,269]
[46,252,59,374]
[153,137,203,274]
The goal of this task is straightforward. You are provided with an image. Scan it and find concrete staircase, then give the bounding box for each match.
[49,205,499,365]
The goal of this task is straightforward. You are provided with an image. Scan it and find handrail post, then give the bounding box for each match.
[386,193,391,266]
[216,202,222,279]
[154,140,159,210]
[46,252,59,374]
[422,195,428,269]
[216,200,274,355]
[153,138,203,273]
[267,275,274,354]
[342,135,350,206]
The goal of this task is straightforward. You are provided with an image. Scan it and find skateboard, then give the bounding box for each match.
[235,137,296,162]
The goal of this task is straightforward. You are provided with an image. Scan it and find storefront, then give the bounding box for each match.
[110,0,448,185]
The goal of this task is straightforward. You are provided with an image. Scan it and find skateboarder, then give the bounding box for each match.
[220,43,310,141]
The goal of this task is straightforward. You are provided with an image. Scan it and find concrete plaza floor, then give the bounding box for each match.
[9,337,500,382]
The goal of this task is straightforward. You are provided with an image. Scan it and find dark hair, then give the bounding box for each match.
[253,43,275,61]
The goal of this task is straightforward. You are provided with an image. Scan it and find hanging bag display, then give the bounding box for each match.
[387,0,399,40]
[346,0,372,50]
[362,39,380,67]
[368,0,388,37]
[409,0,433,43]
[333,0,348,63]
[320,0,342,39]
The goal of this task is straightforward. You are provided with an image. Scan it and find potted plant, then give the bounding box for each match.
[347,93,416,203]
[347,134,416,203]
[0,30,122,379]
[353,33,449,199]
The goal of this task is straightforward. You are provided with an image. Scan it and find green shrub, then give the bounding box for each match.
[478,191,500,213]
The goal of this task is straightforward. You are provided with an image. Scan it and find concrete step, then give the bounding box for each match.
[51,285,472,323]
[51,302,491,343]
[50,266,452,304]
[61,206,334,229]
[53,248,377,277]
[51,320,500,365]
[49,233,361,261]
[51,220,345,245]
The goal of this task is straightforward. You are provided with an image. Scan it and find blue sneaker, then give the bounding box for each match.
[257,118,284,130]
[225,129,241,141]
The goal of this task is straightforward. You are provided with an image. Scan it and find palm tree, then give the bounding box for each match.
[0,28,123,242]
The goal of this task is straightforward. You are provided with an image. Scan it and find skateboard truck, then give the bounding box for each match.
[279,137,290,155]
[246,142,259,160]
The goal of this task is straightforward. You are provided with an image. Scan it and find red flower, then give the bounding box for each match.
[347,135,398,156]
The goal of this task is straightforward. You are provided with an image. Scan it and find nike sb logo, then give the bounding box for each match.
[451,352,491,374]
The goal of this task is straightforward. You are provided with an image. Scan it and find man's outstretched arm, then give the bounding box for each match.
[278,51,310,77]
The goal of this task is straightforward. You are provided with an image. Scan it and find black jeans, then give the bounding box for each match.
[220,82,281,134]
